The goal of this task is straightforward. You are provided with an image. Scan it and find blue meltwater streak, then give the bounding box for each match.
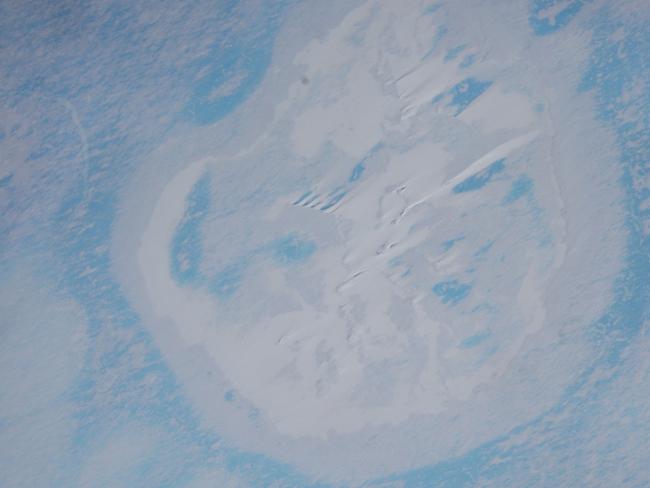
[170,171,212,286]
[452,159,506,194]
[448,78,493,115]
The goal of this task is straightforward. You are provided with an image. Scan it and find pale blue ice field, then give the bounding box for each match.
[1,1,649,486]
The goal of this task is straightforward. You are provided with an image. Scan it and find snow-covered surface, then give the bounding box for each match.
[1,0,649,486]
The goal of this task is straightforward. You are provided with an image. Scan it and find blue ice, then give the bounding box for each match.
[170,172,211,285]
[529,0,587,36]
[474,240,494,257]
[424,4,440,15]
[452,158,506,194]
[271,234,316,265]
[459,54,475,68]
[293,191,312,205]
[432,279,472,305]
[461,331,491,348]
[448,78,492,115]
[320,189,347,211]
[349,162,365,182]
[185,25,277,126]
[0,174,13,187]
[209,262,246,298]
[444,45,466,62]
[442,235,465,251]
[503,175,534,204]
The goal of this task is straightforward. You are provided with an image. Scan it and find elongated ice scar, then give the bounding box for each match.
[400,130,540,218]
[138,158,215,346]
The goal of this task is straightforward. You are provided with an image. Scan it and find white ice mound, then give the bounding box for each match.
[115,0,625,477]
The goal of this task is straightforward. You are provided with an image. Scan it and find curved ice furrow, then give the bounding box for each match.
[138,158,215,347]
